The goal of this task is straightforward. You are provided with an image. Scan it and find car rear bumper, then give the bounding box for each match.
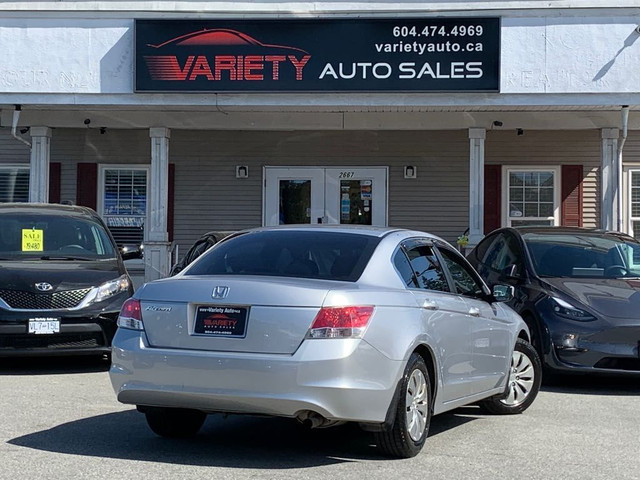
[109,328,403,424]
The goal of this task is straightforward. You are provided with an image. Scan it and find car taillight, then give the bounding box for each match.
[308,306,374,339]
[117,298,144,331]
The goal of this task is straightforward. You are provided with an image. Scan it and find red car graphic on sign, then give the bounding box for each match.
[144,29,311,82]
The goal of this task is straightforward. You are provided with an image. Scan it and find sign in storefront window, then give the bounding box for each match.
[101,167,148,246]
[0,166,29,203]
[506,169,557,227]
[340,179,372,225]
[135,18,499,92]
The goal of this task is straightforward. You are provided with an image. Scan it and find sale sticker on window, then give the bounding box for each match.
[22,229,44,251]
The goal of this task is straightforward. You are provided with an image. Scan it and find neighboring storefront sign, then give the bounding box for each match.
[135,18,500,92]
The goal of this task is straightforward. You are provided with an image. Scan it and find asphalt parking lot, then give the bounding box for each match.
[0,357,638,480]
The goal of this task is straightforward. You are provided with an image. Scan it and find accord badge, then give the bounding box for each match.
[145,306,172,312]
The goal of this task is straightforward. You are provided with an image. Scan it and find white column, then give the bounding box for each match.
[601,128,619,230]
[145,127,171,282]
[29,126,51,203]
[468,128,486,246]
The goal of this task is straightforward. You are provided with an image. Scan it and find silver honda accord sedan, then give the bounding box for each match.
[110,225,541,458]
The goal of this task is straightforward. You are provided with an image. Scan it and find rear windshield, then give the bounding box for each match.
[0,212,117,260]
[523,232,640,278]
[184,230,381,282]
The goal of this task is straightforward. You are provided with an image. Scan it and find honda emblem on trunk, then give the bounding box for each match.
[35,282,53,292]
[212,286,230,299]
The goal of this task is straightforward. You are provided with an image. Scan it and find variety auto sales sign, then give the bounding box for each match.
[135,18,500,92]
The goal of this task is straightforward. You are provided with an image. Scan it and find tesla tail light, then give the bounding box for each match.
[117,298,144,330]
[308,306,374,339]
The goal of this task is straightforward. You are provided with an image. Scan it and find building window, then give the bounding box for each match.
[504,167,559,227]
[0,166,29,203]
[629,169,640,239]
[98,166,148,247]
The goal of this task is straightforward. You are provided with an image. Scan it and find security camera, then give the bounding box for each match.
[84,119,91,125]
[493,121,503,127]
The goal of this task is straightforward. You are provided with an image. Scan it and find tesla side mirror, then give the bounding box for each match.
[492,284,514,302]
[120,243,143,260]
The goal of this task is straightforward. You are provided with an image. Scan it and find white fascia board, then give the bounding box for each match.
[1,92,640,108]
[0,1,640,14]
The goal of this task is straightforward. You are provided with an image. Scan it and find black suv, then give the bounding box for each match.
[0,203,140,357]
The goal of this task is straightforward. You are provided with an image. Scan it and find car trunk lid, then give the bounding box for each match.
[137,276,334,354]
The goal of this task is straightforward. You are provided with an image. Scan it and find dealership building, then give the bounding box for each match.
[0,1,639,282]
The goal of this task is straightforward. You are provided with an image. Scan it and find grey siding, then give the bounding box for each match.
[485,130,601,228]
[0,128,30,164]
[622,130,640,164]
[50,129,150,204]
[0,127,613,257]
[169,130,471,254]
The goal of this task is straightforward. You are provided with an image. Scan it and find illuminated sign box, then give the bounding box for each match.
[135,18,500,92]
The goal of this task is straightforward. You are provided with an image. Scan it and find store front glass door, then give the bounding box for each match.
[263,167,387,226]
[264,167,387,226]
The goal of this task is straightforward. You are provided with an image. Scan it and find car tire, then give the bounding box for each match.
[478,338,541,415]
[375,353,432,458]
[144,407,207,438]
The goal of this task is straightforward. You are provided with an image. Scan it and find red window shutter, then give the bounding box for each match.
[48,162,61,203]
[484,165,502,234]
[76,163,98,210]
[168,163,175,242]
[561,165,583,227]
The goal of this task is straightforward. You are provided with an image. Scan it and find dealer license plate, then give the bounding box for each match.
[194,306,247,337]
[28,318,60,335]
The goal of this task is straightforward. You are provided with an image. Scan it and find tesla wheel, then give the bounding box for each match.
[144,407,207,438]
[376,353,432,458]
[479,338,541,415]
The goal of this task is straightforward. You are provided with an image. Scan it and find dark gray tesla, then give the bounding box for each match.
[467,227,640,376]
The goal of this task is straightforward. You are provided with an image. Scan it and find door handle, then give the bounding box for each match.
[468,307,481,317]
[422,300,439,310]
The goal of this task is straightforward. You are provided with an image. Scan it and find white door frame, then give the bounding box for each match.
[263,167,325,226]
[263,166,388,227]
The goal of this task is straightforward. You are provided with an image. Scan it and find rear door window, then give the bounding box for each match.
[397,241,449,292]
[393,249,418,288]
[437,247,486,297]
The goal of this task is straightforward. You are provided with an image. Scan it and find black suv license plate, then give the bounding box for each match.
[194,306,247,337]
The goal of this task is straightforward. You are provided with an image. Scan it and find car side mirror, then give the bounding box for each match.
[120,244,143,260]
[492,284,514,302]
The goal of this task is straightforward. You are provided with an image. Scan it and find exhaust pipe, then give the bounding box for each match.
[295,411,345,429]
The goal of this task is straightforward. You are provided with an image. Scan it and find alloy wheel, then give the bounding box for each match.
[405,368,429,441]
[500,350,535,407]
